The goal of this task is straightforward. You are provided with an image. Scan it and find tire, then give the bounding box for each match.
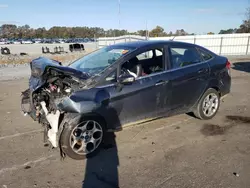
[1,47,10,55]
[60,115,106,160]
[193,88,220,120]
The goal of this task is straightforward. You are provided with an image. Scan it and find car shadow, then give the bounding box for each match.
[186,112,196,118]
[82,107,121,188]
[232,62,250,73]
[82,132,119,188]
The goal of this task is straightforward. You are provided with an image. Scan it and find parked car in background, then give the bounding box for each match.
[0,41,6,45]
[41,39,55,44]
[0,39,13,44]
[58,39,65,43]
[33,39,42,44]
[21,40,231,160]
[89,38,96,42]
[21,39,33,44]
[13,40,22,44]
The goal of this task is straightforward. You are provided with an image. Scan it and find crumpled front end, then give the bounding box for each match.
[21,57,91,148]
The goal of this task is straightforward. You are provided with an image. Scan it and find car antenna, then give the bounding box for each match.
[170,36,176,41]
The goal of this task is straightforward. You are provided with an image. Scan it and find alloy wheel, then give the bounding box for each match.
[202,93,219,117]
[70,120,103,155]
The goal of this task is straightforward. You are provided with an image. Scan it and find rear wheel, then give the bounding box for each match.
[193,88,220,120]
[60,116,105,160]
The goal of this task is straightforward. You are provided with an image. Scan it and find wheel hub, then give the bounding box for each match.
[84,134,91,142]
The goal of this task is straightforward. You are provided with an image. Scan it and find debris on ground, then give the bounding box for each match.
[24,165,31,169]
[69,43,85,52]
[42,46,66,54]
[20,52,28,56]
[233,172,240,177]
[1,47,10,55]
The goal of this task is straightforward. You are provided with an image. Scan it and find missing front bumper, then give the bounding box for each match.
[40,101,60,148]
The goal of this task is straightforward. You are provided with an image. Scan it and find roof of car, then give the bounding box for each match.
[109,40,194,48]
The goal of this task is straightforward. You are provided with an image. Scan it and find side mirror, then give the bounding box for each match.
[118,74,135,85]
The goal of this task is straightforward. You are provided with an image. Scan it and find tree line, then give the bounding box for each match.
[0,24,189,39]
[219,7,250,34]
[219,20,250,34]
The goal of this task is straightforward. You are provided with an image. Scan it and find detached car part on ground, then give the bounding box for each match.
[21,40,231,160]
[69,43,85,52]
[1,47,11,55]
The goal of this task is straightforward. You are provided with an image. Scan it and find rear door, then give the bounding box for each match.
[168,44,210,112]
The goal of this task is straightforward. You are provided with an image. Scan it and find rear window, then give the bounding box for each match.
[199,49,213,61]
[169,47,203,69]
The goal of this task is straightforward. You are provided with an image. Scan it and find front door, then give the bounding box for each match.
[100,45,171,129]
[110,73,169,125]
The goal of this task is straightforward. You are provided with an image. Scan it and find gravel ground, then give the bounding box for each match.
[0,58,250,188]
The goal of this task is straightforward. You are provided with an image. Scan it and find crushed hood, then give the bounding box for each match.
[29,57,90,91]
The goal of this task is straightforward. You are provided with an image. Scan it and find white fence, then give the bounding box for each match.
[98,35,146,48]
[97,33,250,56]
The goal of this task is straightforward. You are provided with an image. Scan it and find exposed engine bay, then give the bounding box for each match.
[21,57,90,149]
[35,72,80,147]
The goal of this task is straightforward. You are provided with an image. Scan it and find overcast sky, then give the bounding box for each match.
[0,0,249,34]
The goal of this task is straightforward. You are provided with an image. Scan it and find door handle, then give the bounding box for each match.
[155,80,169,86]
[198,68,208,74]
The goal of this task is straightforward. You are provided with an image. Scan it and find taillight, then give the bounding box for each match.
[226,60,231,75]
[226,60,231,69]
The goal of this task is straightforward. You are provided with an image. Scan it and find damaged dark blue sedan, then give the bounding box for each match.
[21,40,231,160]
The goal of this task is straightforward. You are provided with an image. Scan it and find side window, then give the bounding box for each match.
[136,49,163,60]
[121,48,164,78]
[199,49,213,61]
[170,47,202,69]
[98,70,117,86]
[136,50,153,60]
[155,49,163,57]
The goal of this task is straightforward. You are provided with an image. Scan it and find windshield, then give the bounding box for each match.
[69,46,136,76]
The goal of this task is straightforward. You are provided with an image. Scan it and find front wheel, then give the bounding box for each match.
[60,116,105,160]
[193,88,220,120]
